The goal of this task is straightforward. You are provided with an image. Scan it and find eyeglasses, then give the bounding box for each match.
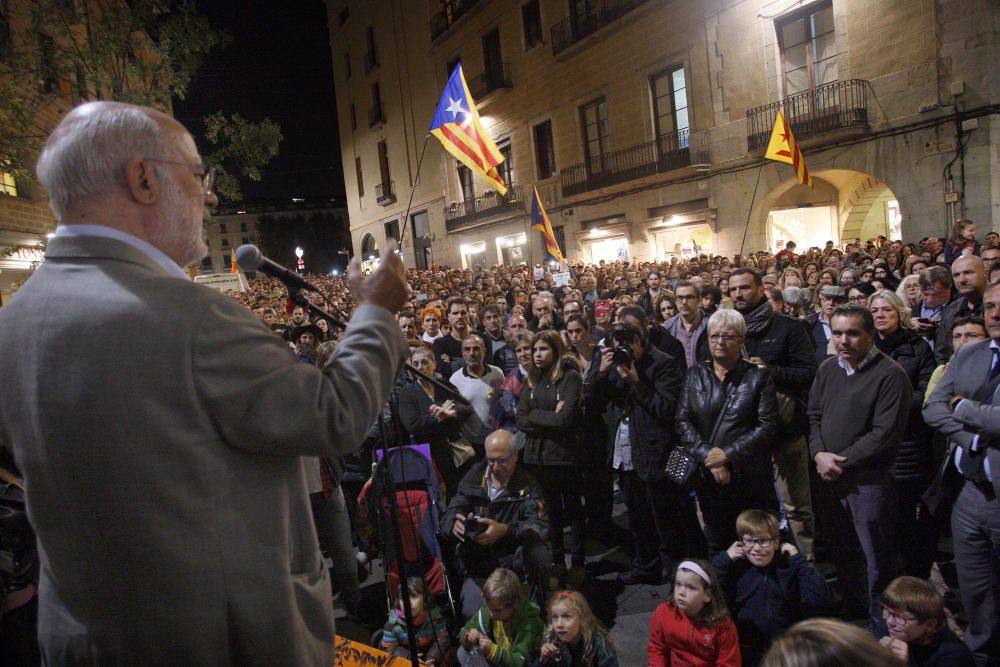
[145,157,216,196]
[741,537,774,549]
[709,333,742,343]
[486,454,513,466]
[848,296,868,304]
[881,604,919,626]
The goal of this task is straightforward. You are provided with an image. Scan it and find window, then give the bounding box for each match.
[0,1,10,62]
[219,223,227,233]
[570,0,598,33]
[412,210,430,238]
[365,26,378,71]
[201,257,213,269]
[344,52,352,79]
[384,220,400,244]
[240,222,247,232]
[457,164,475,202]
[242,237,250,245]
[39,33,58,93]
[377,140,391,186]
[224,254,232,270]
[482,28,502,77]
[497,139,514,188]
[369,83,383,126]
[777,2,837,97]
[522,1,542,49]
[221,238,230,248]
[533,120,556,179]
[650,66,689,149]
[580,97,609,172]
[355,157,364,198]
[0,171,16,197]
[350,103,357,130]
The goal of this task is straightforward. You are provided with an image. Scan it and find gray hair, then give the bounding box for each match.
[36,103,167,220]
[708,308,747,337]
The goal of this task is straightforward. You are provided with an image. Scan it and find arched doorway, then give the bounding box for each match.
[759,169,902,253]
[360,233,380,273]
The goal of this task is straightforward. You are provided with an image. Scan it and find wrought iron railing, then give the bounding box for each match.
[367,104,385,128]
[747,79,869,152]
[467,62,513,100]
[430,0,486,41]
[560,128,709,197]
[375,181,396,206]
[551,0,651,55]
[444,184,527,231]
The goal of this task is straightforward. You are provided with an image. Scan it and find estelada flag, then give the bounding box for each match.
[230,248,238,273]
[531,186,565,266]
[429,64,507,195]
[764,111,813,189]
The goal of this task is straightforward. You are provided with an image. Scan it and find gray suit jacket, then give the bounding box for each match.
[0,235,407,665]
[924,339,1000,498]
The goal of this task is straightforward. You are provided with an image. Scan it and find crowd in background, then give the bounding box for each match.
[226,217,998,666]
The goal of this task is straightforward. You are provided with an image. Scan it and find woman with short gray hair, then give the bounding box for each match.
[676,309,779,551]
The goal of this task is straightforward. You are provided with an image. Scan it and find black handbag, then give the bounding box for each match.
[666,389,734,486]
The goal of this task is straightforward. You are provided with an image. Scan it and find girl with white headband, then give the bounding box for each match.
[647,559,741,666]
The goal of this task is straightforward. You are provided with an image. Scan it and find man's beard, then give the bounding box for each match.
[151,173,209,268]
[734,295,760,314]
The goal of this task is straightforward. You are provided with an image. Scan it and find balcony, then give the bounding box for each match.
[367,104,385,128]
[364,49,378,73]
[747,79,869,152]
[430,0,486,41]
[376,181,396,206]
[551,0,651,56]
[560,128,710,197]
[467,63,513,100]
[444,184,528,232]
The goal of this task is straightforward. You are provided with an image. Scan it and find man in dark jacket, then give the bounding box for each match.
[730,269,819,561]
[441,430,550,618]
[805,285,847,367]
[591,322,692,585]
[934,255,986,364]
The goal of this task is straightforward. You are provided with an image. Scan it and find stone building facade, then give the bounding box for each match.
[331,0,997,269]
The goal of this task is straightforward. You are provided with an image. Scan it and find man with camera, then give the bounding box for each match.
[591,322,690,585]
[441,430,550,618]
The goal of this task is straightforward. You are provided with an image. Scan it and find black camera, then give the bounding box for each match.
[610,323,636,366]
[465,515,487,538]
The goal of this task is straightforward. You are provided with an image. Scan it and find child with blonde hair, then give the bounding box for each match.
[459,568,545,667]
[534,590,617,667]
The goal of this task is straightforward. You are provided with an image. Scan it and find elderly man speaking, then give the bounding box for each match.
[0,102,409,664]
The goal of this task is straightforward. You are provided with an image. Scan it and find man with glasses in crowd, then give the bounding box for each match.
[663,280,709,368]
[441,430,551,618]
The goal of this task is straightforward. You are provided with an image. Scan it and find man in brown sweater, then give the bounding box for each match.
[808,305,912,629]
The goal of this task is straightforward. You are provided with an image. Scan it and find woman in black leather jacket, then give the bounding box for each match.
[676,309,779,553]
[869,289,937,577]
[517,329,586,580]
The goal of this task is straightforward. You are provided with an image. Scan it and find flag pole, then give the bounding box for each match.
[738,162,766,258]
[399,133,432,261]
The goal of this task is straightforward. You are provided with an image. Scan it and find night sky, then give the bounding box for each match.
[173,0,344,203]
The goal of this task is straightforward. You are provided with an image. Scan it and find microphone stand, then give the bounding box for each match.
[285,285,463,667]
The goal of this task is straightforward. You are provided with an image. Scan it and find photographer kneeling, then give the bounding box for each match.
[441,430,551,619]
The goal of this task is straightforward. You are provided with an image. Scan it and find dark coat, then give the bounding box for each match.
[874,328,937,482]
[516,361,585,467]
[743,310,817,440]
[711,550,835,665]
[676,360,779,483]
[934,295,983,364]
[805,312,832,368]
[440,462,548,570]
[397,379,473,481]
[591,346,685,482]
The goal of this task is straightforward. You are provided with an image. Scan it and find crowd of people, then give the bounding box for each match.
[228,220,998,666]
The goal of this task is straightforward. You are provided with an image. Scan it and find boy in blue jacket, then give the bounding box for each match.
[711,510,835,666]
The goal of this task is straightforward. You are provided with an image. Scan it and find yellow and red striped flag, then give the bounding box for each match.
[230,248,238,273]
[429,64,507,195]
[764,111,813,188]
[531,187,565,266]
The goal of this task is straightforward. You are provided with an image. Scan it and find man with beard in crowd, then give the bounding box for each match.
[435,296,473,375]
[729,269,818,561]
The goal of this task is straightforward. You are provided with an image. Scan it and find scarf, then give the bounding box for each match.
[743,299,774,336]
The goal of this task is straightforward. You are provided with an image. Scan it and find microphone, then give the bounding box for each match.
[236,244,319,292]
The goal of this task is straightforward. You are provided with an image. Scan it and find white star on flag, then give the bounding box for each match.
[446,97,466,120]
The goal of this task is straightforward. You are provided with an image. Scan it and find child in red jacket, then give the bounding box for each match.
[647,559,741,667]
